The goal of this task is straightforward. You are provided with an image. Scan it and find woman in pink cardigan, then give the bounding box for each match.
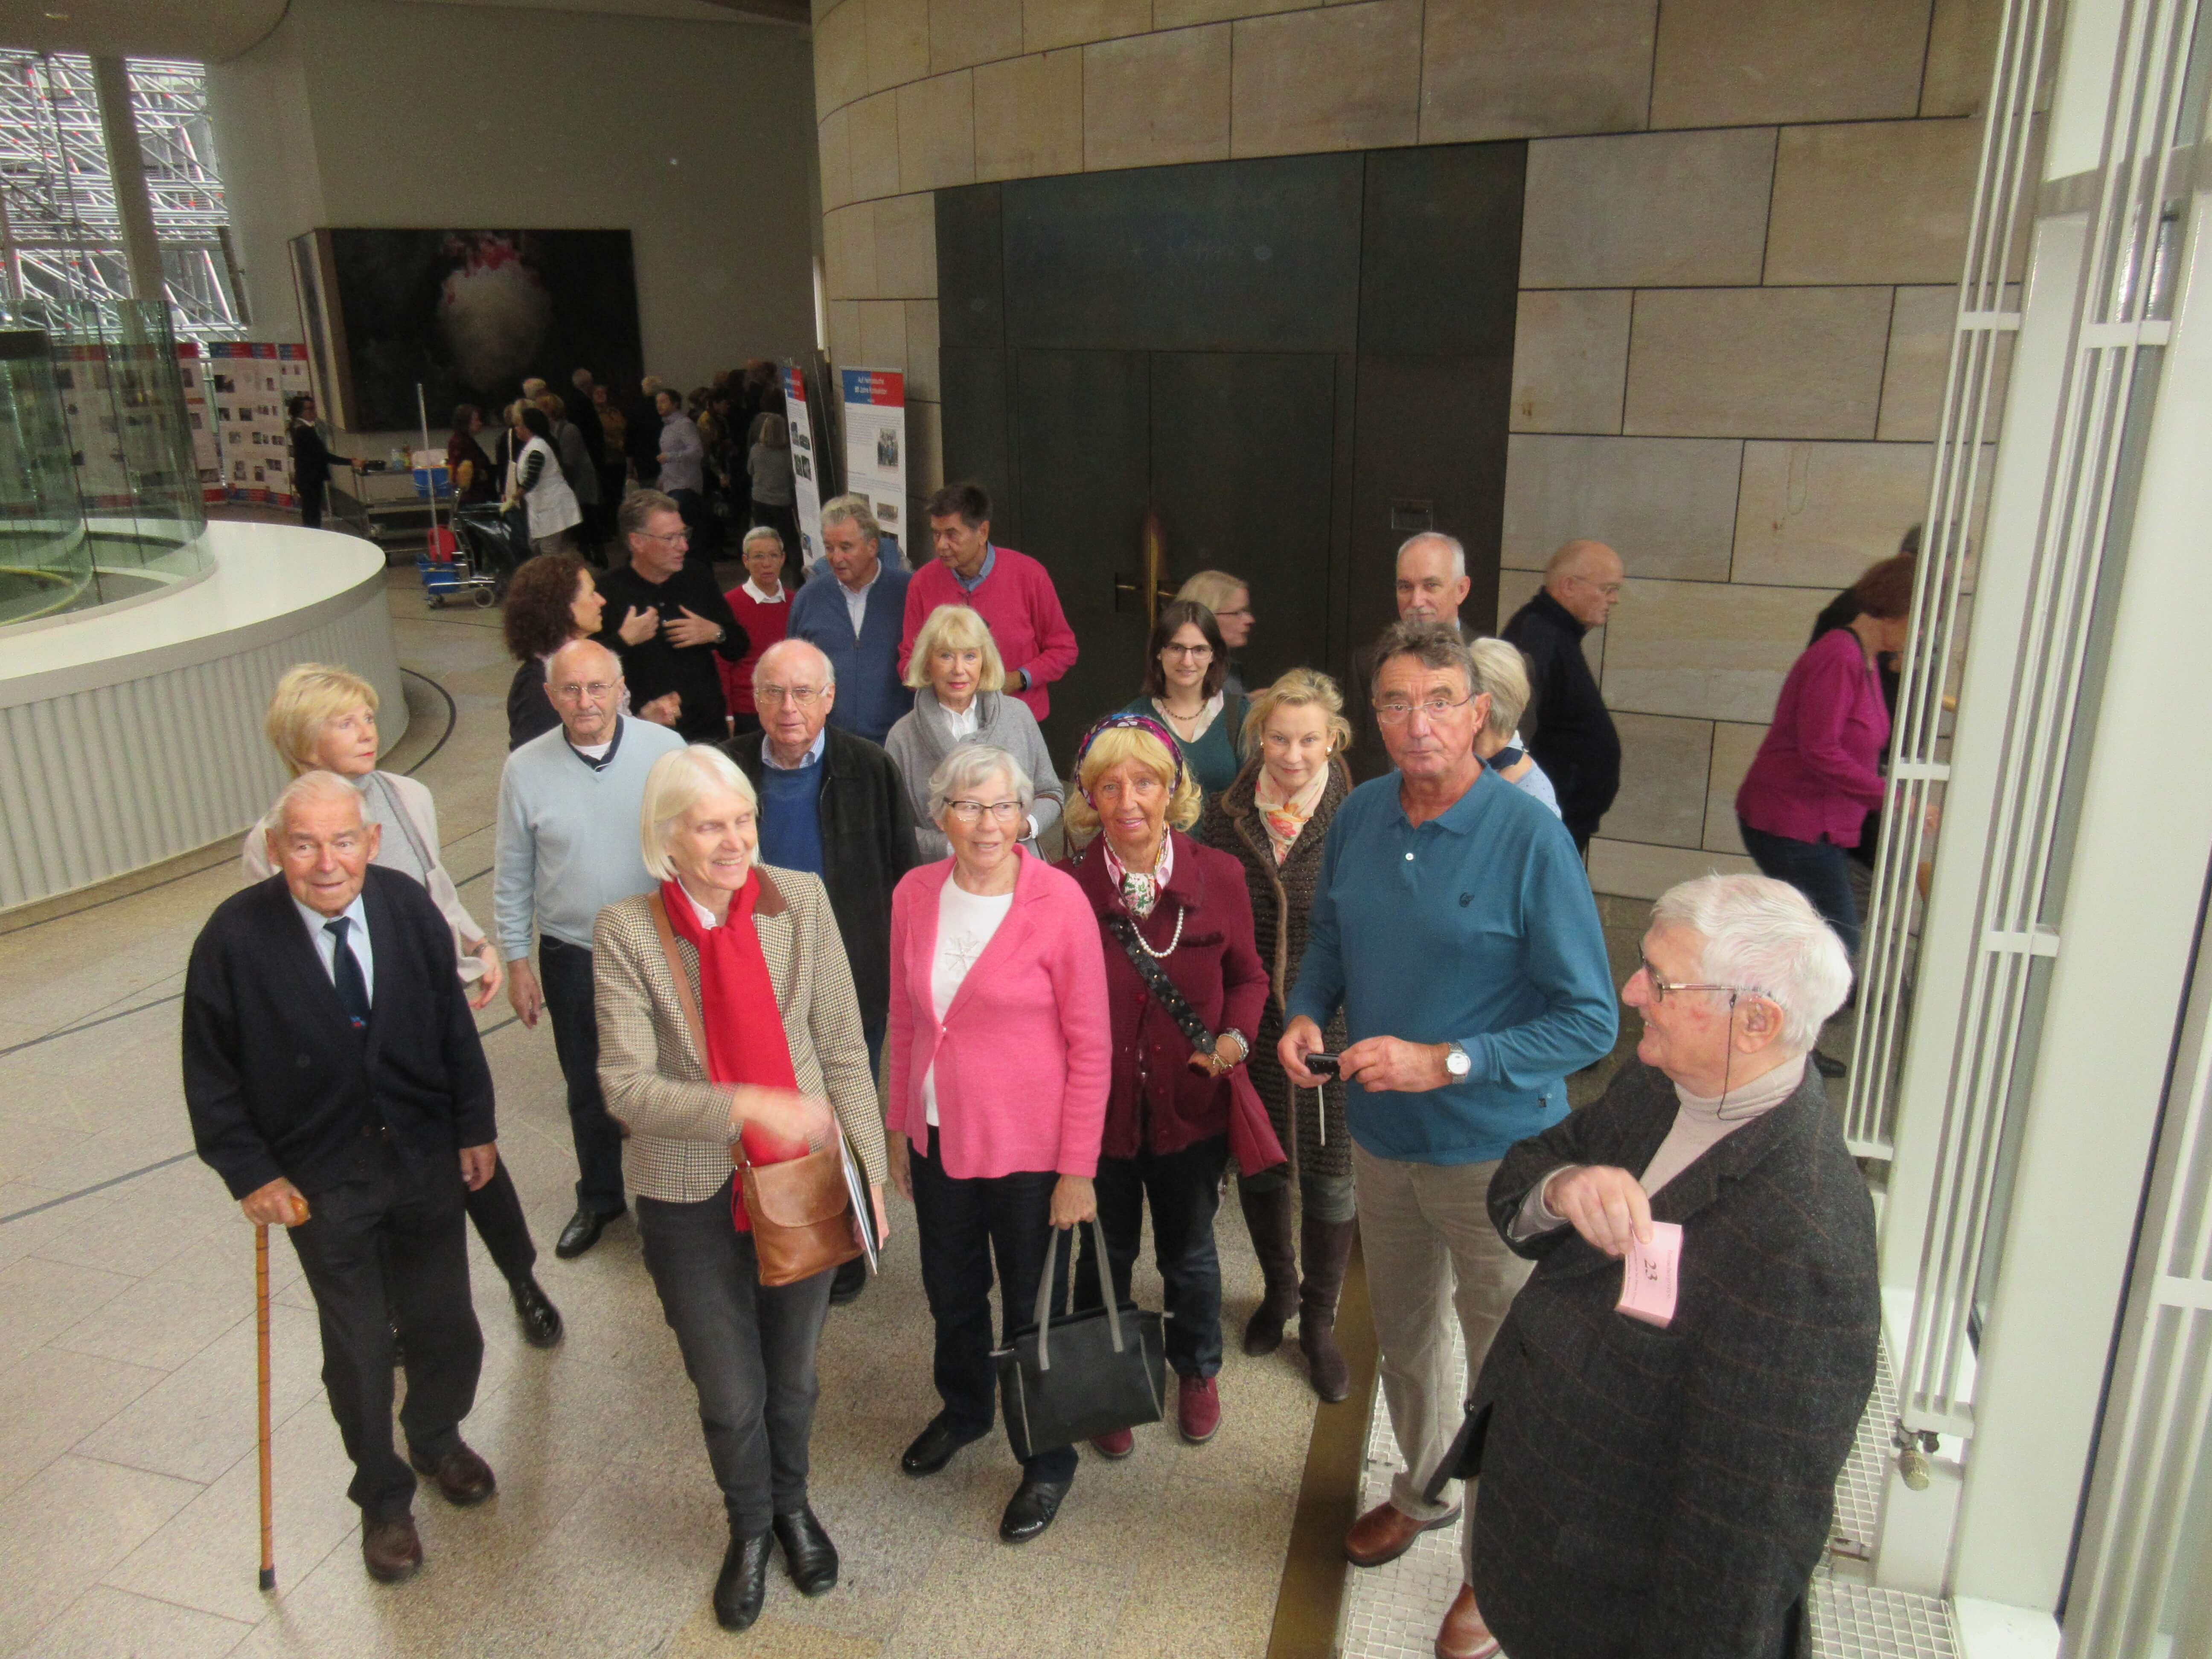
[884,743,1110,1548]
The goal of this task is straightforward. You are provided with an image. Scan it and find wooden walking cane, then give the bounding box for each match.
[256,1221,275,1592]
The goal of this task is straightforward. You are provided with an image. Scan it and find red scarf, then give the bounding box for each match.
[659,875,808,1231]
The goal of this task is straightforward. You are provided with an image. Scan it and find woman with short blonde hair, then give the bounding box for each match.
[1062,719,1203,845]
[1467,637,1561,817]
[1174,570,1254,695]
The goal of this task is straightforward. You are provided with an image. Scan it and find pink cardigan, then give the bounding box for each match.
[897,545,1080,722]
[1735,626,1891,847]
[885,849,1111,1180]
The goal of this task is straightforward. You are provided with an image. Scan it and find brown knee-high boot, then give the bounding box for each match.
[1297,1214,1356,1403]
[1238,1183,1301,1356]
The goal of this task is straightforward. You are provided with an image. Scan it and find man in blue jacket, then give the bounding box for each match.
[1280,621,1617,1641]
[787,494,912,747]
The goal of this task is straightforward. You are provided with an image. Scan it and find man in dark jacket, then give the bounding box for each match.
[723,636,917,1304]
[182,772,501,1586]
[1501,538,1626,853]
[594,490,748,742]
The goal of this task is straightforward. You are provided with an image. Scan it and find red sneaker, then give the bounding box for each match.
[1090,1428,1135,1459]
[1177,1374,1222,1444]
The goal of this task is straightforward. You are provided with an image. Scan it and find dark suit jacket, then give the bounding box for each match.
[182,867,498,1201]
[1463,1060,1878,1659]
[592,561,748,742]
[722,726,916,1026]
[1502,588,1621,839]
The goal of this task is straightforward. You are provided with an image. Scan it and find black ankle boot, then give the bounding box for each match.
[713,1530,773,1631]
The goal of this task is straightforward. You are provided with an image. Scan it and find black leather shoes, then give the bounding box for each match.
[409,1441,496,1507]
[510,1275,563,1348]
[828,1256,868,1306]
[713,1531,773,1631]
[998,1478,1070,1544]
[771,1505,838,1596]
[555,1204,622,1260]
[901,1415,988,1478]
[361,1515,422,1582]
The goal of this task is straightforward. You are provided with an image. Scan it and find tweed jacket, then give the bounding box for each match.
[1461,1060,1879,1659]
[592,867,888,1206]
[1197,755,1352,1182]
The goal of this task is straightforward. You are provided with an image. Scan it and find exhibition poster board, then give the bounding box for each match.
[839,367,906,567]
[207,342,311,506]
[174,343,224,503]
[784,361,825,574]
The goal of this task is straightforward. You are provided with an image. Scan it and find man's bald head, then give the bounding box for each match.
[756,637,835,690]
[1543,538,1625,628]
[546,638,625,745]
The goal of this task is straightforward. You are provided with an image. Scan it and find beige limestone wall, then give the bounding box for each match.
[808,0,2004,897]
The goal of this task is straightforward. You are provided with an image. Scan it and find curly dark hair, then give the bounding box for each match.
[1141,599,1228,701]
[502,553,591,663]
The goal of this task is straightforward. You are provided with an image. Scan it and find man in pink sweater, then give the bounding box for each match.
[900,481,1079,724]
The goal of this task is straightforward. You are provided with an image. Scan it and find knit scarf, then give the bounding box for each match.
[659,875,807,1231]
[1253,764,1330,865]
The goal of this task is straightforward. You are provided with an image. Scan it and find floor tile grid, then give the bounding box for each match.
[1832,1340,1899,1561]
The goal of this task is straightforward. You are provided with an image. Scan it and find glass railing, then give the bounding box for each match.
[0,297,210,628]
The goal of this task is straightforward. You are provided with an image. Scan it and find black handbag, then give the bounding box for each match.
[992,1217,1167,1463]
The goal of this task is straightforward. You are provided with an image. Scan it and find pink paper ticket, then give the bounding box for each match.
[1616,1222,1683,1327]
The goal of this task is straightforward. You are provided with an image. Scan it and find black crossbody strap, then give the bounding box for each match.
[1103,913,1215,1057]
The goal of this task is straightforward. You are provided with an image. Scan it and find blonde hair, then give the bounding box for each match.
[1241,666,1350,757]
[1175,569,1248,616]
[639,746,760,881]
[1467,637,1532,742]
[904,604,1007,692]
[1063,724,1202,841]
[265,663,379,774]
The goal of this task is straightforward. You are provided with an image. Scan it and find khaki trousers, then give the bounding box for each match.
[1353,1141,1532,1522]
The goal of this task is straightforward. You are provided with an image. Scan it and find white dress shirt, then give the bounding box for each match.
[841,566,879,637]
[296,891,374,1005]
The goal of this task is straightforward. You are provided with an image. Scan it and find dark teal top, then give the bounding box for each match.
[1120,693,1248,801]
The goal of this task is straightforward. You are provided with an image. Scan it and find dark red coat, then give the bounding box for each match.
[1064,830,1271,1161]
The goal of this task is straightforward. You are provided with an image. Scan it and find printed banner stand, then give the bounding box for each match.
[784,361,825,576]
[207,342,311,506]
[839,367,907,569]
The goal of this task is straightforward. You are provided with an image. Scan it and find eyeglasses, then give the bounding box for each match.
[640,528,690,544]
[1374,693,1475,724]
[1163,643,1214,659]
[756,685,824,706]
[946,799,1025,825]
[1214,607,1252,620]
[1635,950,1770,1006]
[552,680,617,701]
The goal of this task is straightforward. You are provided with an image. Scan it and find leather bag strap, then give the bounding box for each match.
[1103,913,1215,1056]
[647,891,749,1174]
[1032,1214,1123,1372]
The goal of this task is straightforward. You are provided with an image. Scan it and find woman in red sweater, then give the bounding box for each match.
[719,527,792,737]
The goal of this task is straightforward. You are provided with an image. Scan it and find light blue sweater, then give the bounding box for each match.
[494,716,687,958]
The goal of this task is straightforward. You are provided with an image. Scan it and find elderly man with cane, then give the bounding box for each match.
[183,771,502,1584]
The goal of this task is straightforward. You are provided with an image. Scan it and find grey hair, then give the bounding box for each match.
[1650,873,1853,1053]
[755,636,836,690]
[1368,619,1478,696]
[619,489,680,541]
[1396,531,1467,581]
[1467,637,1532,741]
[270,769,364,836]
[638,745,759,881]
[739,523,785,556]
[818,492,880,544]
[927,743,1035,828]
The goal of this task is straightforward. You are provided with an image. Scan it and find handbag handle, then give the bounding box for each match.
[1032,1214,1122,1373]
[646,891,753,1176]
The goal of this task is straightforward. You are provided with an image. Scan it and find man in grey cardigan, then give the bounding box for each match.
[495,639,685,1259]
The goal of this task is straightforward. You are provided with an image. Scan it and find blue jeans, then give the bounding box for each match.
[1738,820,1862,958]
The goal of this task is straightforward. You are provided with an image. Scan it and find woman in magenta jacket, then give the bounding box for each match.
[885,743,1111,1548]
[1735,553,1915,972]
[1060,714,1270,1455]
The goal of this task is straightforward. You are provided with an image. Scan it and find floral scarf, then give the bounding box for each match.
[1254,764,1330,864]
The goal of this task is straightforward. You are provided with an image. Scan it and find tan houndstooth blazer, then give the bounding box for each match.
[593,867,888,1205]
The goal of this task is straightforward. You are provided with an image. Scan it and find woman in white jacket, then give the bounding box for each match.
[506,402,582,557]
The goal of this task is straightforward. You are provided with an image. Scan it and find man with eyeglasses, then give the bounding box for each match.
[724,638,917,1301]
[594,489,749,742]
[495,638,686,1258]
[1501,538,1626,854]
[1279,621,1615,1651]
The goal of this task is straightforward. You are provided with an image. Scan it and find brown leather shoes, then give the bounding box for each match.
[1344,1499,1462,1567]
[361,1515,422,1583]
[409,1442,496,1507]
[1434,1583,1502,1659]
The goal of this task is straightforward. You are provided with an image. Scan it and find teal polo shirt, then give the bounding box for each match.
[1284,766,1618,1165]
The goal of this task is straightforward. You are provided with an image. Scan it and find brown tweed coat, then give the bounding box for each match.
[1462,1059,1879,1659]
[1197,755,1352,1183]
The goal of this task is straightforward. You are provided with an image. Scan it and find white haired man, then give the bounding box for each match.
[183,771,502,1583]
[1501,538,1625,853]
[1348,532,1481,781]
[786,493,914,747]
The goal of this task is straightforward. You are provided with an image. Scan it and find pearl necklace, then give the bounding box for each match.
[1126,899,1186,959]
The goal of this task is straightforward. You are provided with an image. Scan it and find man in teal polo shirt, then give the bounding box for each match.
[1281,620,1615,1653]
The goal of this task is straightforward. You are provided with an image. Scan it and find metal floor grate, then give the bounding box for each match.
[1810,1581,1960,1659]
[1832,1340,1898,1560]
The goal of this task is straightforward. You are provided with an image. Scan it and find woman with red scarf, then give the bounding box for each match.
[594,745,887,1634]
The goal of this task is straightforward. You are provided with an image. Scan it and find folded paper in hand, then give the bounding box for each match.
[1616,1222,1682,1327]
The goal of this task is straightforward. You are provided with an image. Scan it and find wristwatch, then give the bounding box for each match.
[1443,1041,1471,1080]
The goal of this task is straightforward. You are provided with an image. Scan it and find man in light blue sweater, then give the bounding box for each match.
[496,639,685,1259]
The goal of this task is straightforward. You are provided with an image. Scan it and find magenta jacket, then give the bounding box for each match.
[886,849,1111,1180]
[1735,627,1892,847]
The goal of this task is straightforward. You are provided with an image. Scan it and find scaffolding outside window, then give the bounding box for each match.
[0,49,246,343]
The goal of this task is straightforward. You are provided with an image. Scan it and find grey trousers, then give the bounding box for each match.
[1353,1143,1532,1526]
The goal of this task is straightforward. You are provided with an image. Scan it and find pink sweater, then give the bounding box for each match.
[886,850,1111,1179]
[1735,627,1891,847]
[898,544,1079,722]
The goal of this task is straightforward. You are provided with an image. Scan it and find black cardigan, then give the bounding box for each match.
[591,561,748,742]
[1501,587,1622,838]
[183,867,498,1201]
